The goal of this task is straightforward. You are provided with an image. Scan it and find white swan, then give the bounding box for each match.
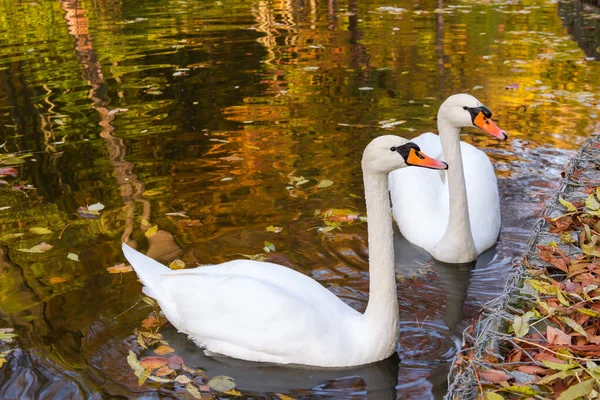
[389,94,507,264]
[122,135,448,368]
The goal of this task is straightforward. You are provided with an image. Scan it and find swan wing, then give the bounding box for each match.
[123,244,360,366]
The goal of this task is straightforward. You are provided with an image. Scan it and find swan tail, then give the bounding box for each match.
[122,242,168,300]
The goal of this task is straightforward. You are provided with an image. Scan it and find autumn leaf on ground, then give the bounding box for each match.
[479,369,511,383]
[547,326,572,345]
[107,263,133,274]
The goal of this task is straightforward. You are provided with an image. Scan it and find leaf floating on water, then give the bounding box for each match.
[0,328,17,343]
[87,202,105,212]
[276,394,297,400]
[175,375,191,384]
[316,179,334,189]
[49,277,67,284]
[169,259,185,270]
[263,241,276,253]
[0,233,24,242]
[29,227,52,235]
[225,389,243,396]
[207,375,236,392]
[239,253,266,262]
[107,263,133,274]
[165,211,188,218]
[67,253,79,261]
[18,242,53,253]
[185,383,204,399]
[145,225,159,238]
[266,225,282,233]
[358,87,374,91]
[155,365,174,377]
[154,345,174,355]
[77,206,100,219]
[139,356,169,370]
[0,167,18,177]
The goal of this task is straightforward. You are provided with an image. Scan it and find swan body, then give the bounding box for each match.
[389,94,507,264]
[123,135,448,368]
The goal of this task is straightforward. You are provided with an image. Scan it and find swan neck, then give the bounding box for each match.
[361,167,399,356]
[436,117,477,261]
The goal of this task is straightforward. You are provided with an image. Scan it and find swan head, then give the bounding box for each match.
[438,94,507,140]
[362,135,448,174]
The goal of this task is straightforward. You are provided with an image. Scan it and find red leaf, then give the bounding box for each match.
[168,355,184,369]
[517,365,548,375]
[0,167,18,177]
[139,356,169,370]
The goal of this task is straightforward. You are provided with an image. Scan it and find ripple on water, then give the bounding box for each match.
[399,321,461,366]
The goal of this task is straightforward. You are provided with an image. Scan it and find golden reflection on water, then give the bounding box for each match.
[0,0,599,397]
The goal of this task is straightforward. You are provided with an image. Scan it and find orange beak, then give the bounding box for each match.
[473,112,507,140]
[406,148,448,170]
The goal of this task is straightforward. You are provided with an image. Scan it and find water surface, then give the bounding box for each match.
[0,0,599,398]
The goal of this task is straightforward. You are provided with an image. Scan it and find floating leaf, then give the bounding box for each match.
[107,263,133,274]
[207,375,236,392]
[87,202,105,211]
[276,395,296,400]
[155,366,174,377]
[185,383,203,399]
[168,259,185,270]
[556,378,595,400]
[67,253,79,262]
[49,277,67,284]
[18,242,53,253]
[0,329,17,343]
[141,315,160,329]
[154,345,174,355]
[559,196,577,212]
[0,233,24,242]
[139,356,169,370]
[145,225,159,238]
[0,167,18,177]
[266,225,283,233]
[316,179,334,188]
[175,375,191,384]
[263,241,276,253]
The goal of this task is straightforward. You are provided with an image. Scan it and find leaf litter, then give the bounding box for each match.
[448,138,600,399]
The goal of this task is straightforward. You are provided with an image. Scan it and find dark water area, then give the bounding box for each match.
[0,0,599,398]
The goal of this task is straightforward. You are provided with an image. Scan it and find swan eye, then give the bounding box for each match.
[390,146,397,152]
[463,106,468,110]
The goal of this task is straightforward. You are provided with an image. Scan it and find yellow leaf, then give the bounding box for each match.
[145,225,159,238]
[185,383,203,399]
[484,392,505,400]
[559,196,577,212]
[266,225,283,233]
[225,389,243,396]
[586,193,600,211]
[169,259,185,270]
[154,345,174,355]
[316,179,334,188]
[556,378,595,400]
[49,277,67,284]
[29,227,52,235]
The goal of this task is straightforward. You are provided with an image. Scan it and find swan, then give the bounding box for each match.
[389,94,507,264]
[122,135,448,368]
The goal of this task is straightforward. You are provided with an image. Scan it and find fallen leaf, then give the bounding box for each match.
[547,326,572,345]
[168,355,184,369]
[154,345,174,355]
[49,276,67,284]
[87,202,105,211]
[107,263,133,274]
[513,311,535,337]
[155,366,174,377]
[185,383,203,399]
[139,356,169,370]
[145,225,159,238]
[316,179,334,189]
[484,392,505,400]
[29,227,52,235]
[142,315,160,329]
[0,233,24,242]
[263,241,276,253]
[169,259,185,270]
[175,375,191,384]
[556,378,595,400]
[0,167,18,177]
[266,225,283,233]
[18,242,53,253]
[67,253,79,261]
[559,196,577,212]
[479,369,511,383]
[207,375,236,392]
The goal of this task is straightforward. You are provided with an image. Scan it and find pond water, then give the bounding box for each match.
[0,0,599,398]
